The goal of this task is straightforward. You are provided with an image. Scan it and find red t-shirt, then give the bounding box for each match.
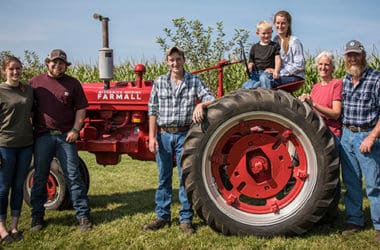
[311,78,343,137]
[30,73,88,137]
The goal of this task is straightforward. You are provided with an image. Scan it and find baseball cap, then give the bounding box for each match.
[165,46,185,60]
[344,40,365,55]
[45,49,72,66]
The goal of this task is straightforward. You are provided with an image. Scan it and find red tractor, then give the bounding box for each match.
[23,14,339,236]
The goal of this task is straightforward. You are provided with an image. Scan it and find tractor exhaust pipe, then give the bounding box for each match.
[93,13,113,90]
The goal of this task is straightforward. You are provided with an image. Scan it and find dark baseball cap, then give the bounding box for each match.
[45,49,72,66]
[344,40,365,55]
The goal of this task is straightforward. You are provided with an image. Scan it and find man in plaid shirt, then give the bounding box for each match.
[144,47,215,235]
[340,40,380,243]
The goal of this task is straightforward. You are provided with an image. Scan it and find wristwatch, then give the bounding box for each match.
[71,128,80,134]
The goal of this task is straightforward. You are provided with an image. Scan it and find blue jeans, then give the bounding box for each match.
[340,128,380,230]
[30,133,90,219]
[273,75,304,87]
[241,71,273,89]
[155,130,193,223]
[0,146,33,220]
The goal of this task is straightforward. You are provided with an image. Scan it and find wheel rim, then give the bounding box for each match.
[26,161,65,208]
[202,111,318,226]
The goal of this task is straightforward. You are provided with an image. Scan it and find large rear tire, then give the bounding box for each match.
[181,88,340,236]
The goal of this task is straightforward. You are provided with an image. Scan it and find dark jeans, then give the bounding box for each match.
[30,132,90,219]
[0,146,33,220]
[273,75,304,87]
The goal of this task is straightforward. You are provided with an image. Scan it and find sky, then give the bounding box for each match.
[1,0,379,65]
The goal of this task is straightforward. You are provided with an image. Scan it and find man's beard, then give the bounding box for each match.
[348,64,364,78]
[48,69,65,78]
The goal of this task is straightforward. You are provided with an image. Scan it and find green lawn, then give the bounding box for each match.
[5,152,379,249]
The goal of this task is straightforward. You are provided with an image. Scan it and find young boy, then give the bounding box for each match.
[242,20,281,89]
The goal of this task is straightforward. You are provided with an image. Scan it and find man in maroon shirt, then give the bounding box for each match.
[29,49,92,232]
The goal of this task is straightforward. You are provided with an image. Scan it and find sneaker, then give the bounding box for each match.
[341,223,364,236]
[143,219,171,231]
[79,217,92,232]
[31,217,45,231]
[180,222,195,236]
[375,230,380,243]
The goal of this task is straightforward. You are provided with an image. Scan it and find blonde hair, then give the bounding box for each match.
[256,20,272,32]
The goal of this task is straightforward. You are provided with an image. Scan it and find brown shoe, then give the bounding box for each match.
[78,217,92,232]
[375,230,380,243]
[180,222,195,235]
[143,219,171,231]
[342,224,364,236]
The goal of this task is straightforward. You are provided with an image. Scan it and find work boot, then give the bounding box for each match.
[79,217,92,232]
[143,219,171,231]
[341,223,364,236]
[31,217,45,231]
[180,222,195,236]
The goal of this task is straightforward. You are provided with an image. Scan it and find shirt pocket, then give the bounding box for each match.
[158,88,171,100]
[355,92,372,105]
[59,91,73,108]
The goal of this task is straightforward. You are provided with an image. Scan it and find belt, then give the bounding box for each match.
[343,125,372,132]
[50,130,62,135]
[160,126,190,133]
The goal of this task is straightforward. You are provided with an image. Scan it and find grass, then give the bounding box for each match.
[3,152,379,249]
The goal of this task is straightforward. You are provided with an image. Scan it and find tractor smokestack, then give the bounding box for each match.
[93,13,113,89]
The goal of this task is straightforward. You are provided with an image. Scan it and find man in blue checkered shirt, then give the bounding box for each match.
[340,40,380,243]
[145,47,215,235]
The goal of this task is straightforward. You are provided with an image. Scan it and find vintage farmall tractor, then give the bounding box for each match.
[24,14,340,236]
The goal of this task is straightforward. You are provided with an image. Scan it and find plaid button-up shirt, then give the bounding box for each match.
[148,71,216,127]
[342,66,380,127]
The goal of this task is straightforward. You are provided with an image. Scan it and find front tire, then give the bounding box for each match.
[181,88,339,236]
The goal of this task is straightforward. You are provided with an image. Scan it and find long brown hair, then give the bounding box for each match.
[1,55,25,92]
[274,10,292,54]
[1,55,22,73]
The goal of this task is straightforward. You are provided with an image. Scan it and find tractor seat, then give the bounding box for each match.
[274,80,305,93]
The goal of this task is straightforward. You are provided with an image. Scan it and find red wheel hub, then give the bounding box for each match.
[211,120,308,214]
[250,155,268,174]
[29,174,59,202]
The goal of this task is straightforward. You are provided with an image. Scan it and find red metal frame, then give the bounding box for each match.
[192,59,243,98]
[77,59,304,166]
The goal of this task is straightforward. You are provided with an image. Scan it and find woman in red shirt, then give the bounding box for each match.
[299,51,343,137]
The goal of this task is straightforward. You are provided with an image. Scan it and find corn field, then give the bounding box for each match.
[1,49,379,96]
